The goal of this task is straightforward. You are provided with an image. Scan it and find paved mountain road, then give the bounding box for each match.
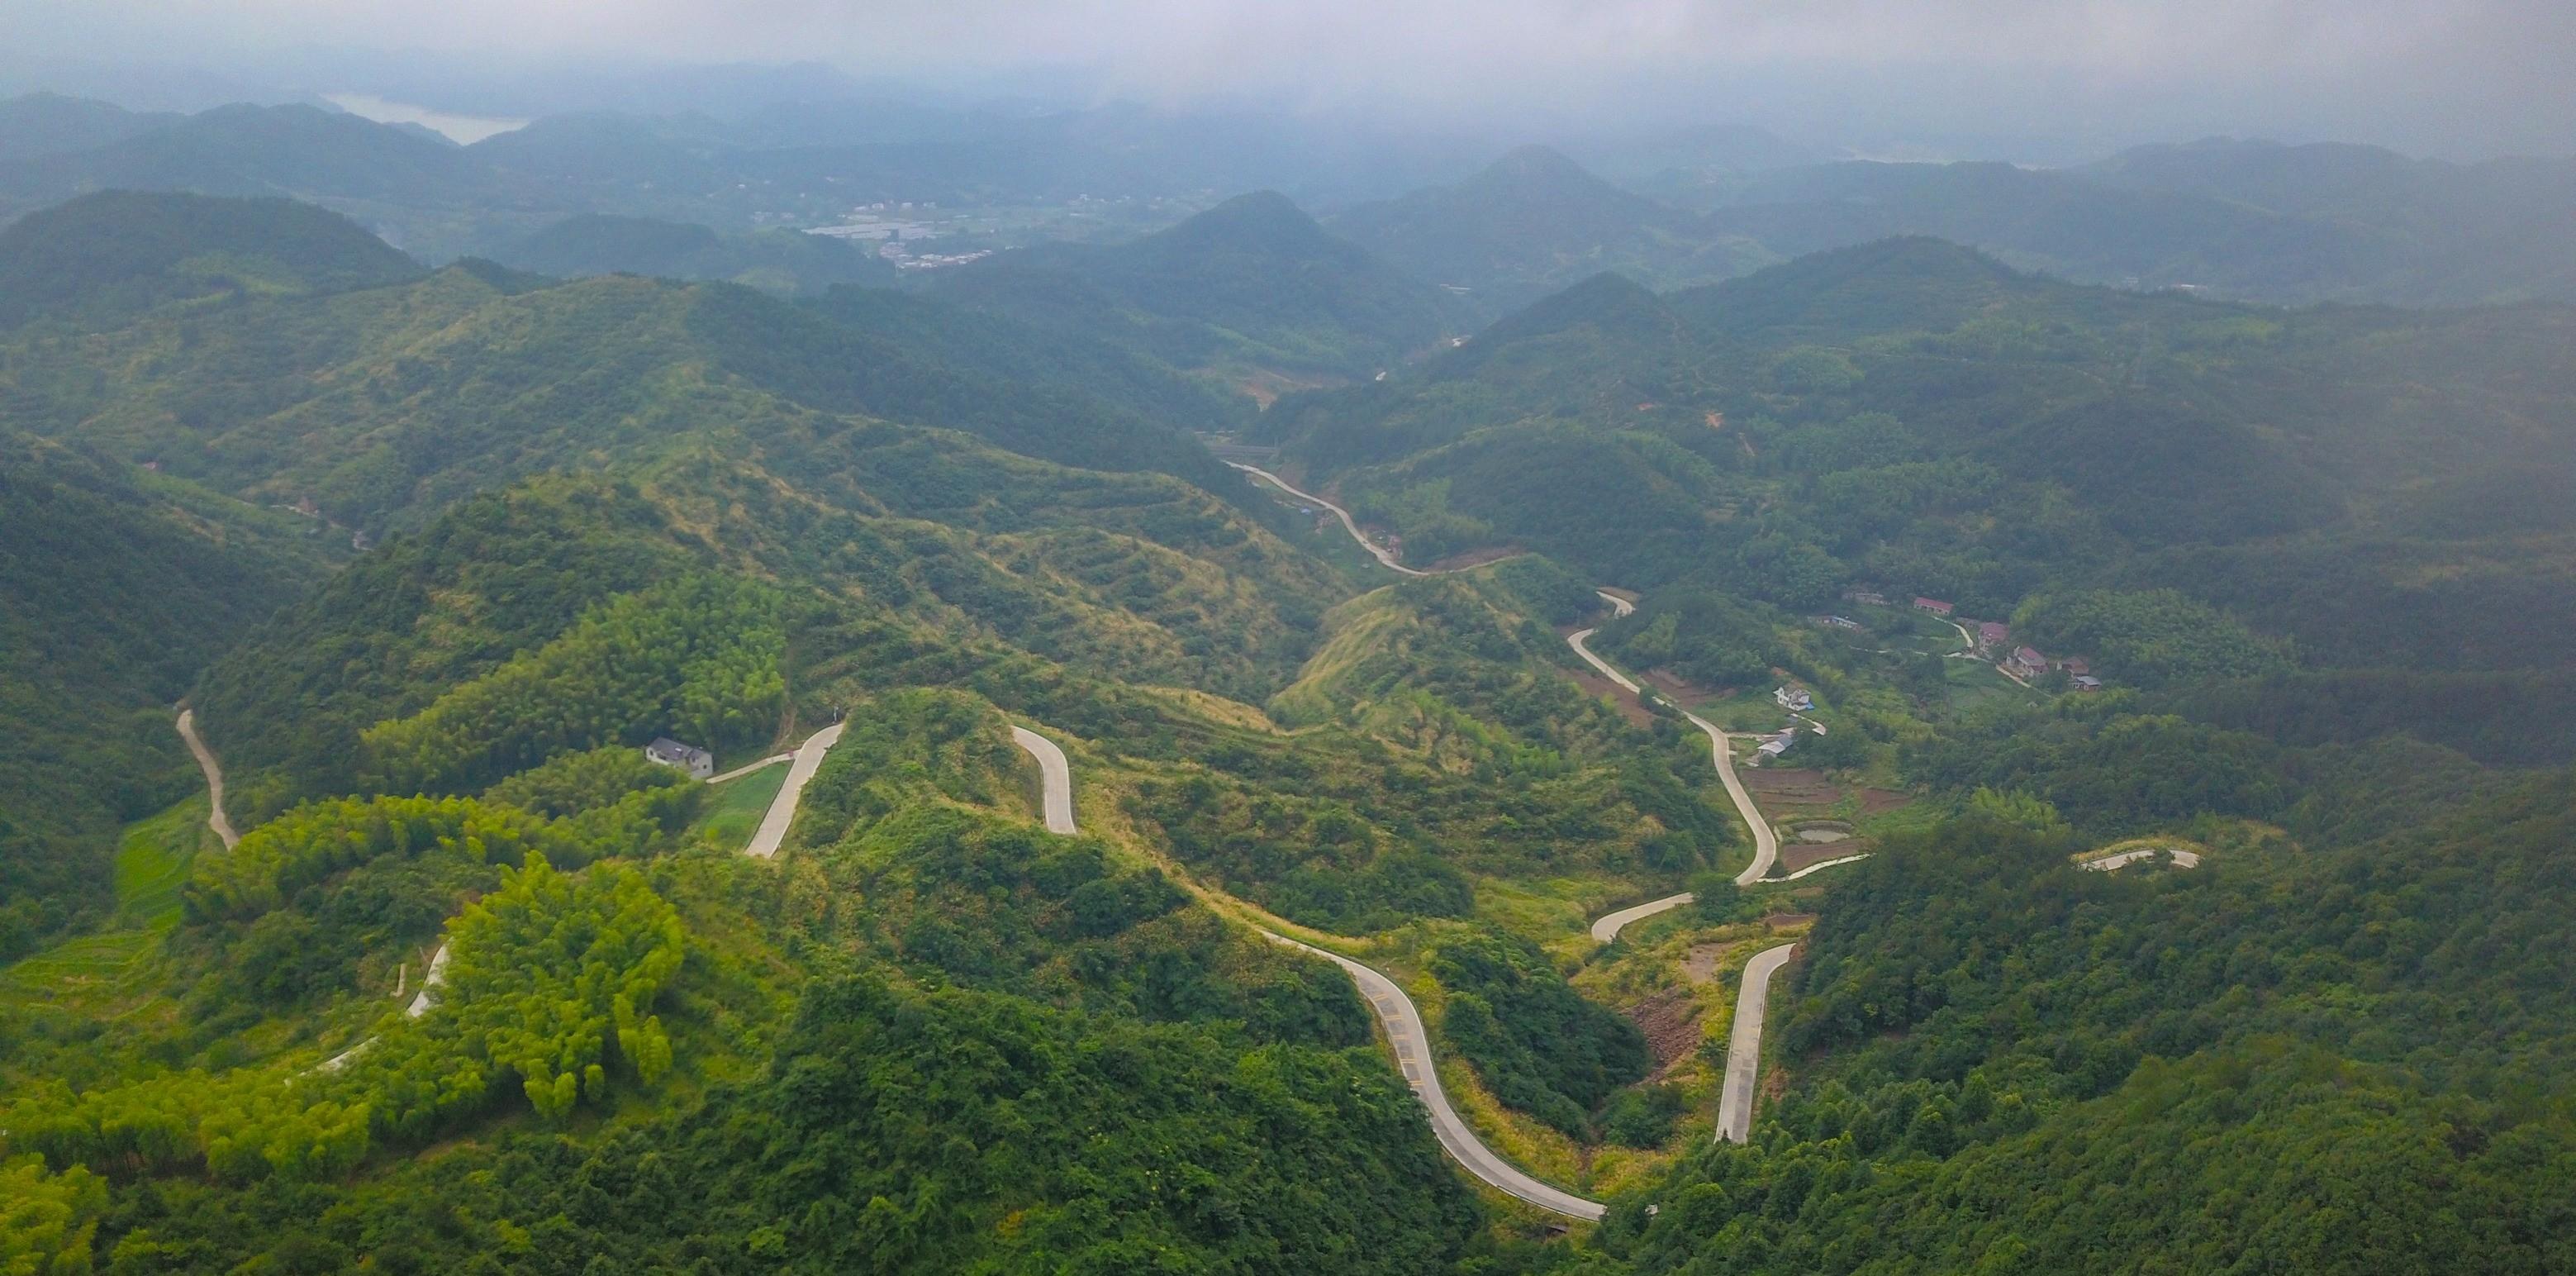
[1564,624,1782,912]
[1009,720,1608,1221]
[744,722,848,859]
[2084,846,2203,871]
[1717,943,1799,1144]
[175,709,240,850]
[1010,726,1077,835]
[1227,462,1429,577]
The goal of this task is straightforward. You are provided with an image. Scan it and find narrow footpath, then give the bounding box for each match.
[175,708,240,850]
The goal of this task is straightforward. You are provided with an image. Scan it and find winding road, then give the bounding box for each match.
[176,708,240,850]
[1228,462,1428,577]
[1717,943,1797,1144]
[1566,620,1781,935]
[1010,726,1077,835]
[1225,469,1815,1170]
[743,721,848,859]
[1008,718,1609,1220]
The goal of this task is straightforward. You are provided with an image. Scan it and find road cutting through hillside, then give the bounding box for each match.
[1717,943,1799,1144]
[176,708,240,850]
[743,721,848,859]
[1565,623,1781,900]
[1008,719,1608,1221]
[1230,469,1813,1159]
[1227,461,1429,576]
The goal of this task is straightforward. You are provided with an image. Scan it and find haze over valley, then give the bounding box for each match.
[1,4,2573,1272]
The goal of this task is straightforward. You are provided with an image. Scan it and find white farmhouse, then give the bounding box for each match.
[644,737,714,780]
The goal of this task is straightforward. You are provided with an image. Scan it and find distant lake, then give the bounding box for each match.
[323,93,527,145]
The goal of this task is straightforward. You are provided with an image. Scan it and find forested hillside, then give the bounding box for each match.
[1328,145,1765,319]
[0,189,419,327]
[0,433,336,957]
[0,202,1269,536]
[1262,238,2576,760]
[6,177,2576,1275]
[932,190,1466,379]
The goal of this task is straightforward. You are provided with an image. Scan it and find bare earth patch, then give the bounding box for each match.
[1555,626,1659,726]
[1745,768,1915,824]
[1683,944,1727,984]
[1640,668,1723,709]
[1628,987,1703,1072]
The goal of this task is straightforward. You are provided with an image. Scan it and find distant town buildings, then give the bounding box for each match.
[644,737,714,780]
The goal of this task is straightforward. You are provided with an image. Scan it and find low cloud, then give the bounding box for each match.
[9,0,2571,156]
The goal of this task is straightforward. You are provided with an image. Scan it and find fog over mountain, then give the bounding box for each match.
[5,0,2571,160]
[9,6,2576,1274]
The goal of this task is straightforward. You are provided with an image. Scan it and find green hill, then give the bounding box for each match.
[804,283,1253,434]
[0,249,1247,533]
[0,433,337,957]
[0,93,175,164]
[0,188,421,326]
[1328,145,1766,318]
[934,190,1466,379]
[490,212,898,294]
[1266,237,2576,688]
[9,172,2576,1275]
[1673,146,2576,306]
[0,102,487,212]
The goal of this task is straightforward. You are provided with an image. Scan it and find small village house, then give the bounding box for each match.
[1977,621,2011,650]
[644,737,714,780]
[1774,685,1815,712]
[2007,646,2051,681]
[1913,597,1955,617]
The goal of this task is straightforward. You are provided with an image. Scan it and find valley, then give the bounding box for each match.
[0,133,2570,1274]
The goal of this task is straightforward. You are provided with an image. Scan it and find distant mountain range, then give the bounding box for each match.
[1333,140,2576,317]
[4,90,2574,316]
[487,212,897,295]
[931,191,1468,380]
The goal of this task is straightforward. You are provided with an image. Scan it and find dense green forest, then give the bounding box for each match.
[6,182,2576,1275]
[1597,770,2576,1274]
[0,433,335,957]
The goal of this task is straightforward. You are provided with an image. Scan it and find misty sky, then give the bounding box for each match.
[7,0,2573,158]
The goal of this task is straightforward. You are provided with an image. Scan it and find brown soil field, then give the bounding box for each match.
[1628,986,1703,1072]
